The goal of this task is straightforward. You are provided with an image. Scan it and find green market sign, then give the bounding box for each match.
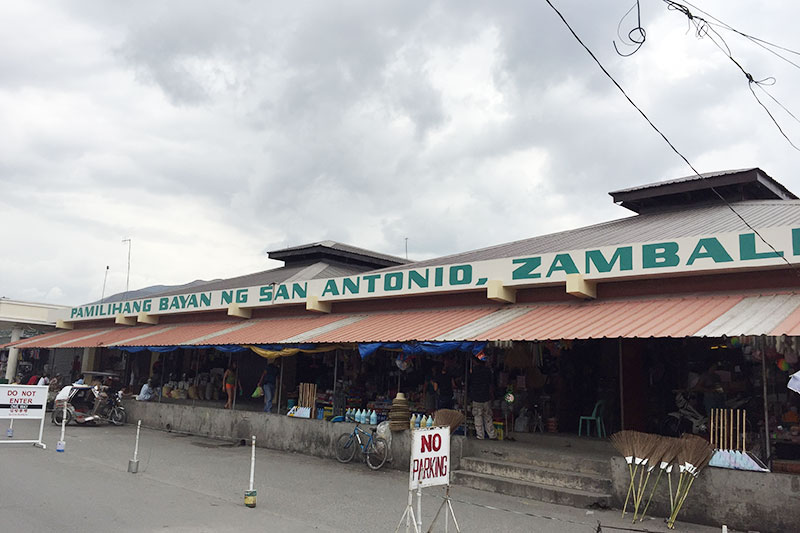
[63,227,800,322]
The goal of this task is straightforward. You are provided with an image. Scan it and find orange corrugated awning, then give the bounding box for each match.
[202,315,348,345]
[310,307,497,343]
[11,328,114,349]
[10,291,800,350]
[475,295,745,341]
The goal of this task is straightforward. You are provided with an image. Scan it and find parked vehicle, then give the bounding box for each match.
[52,385,126,426]
[662,391,707,437]
[334,419,388,470]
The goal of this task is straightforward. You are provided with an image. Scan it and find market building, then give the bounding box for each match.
[7,167,800,531]
[0,298,71,382]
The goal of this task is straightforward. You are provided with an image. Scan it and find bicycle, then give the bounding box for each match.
[334,419,388,470]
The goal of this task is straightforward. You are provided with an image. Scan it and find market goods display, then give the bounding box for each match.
[388,393,411,431]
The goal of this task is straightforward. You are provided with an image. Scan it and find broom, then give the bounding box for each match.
[610,430,641,517]
[631,432,661,522]
[433,409,466,434]
[667,435,714,529]
[638,436,677,522]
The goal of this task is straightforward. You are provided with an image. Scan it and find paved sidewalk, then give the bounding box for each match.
[0,421,727,532]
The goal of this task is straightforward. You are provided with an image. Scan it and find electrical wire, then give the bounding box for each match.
[679,0,800,62]
[614,1,647,57]
[663,0,800,152]
[542,0,799,274]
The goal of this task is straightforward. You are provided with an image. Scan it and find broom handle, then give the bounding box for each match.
[633,468,652,521]
[639,468,663,522]
[737,409,740,451]
[622,463,637,517]
[743,411,747,452]
[710,409,714,448]
[730,409,734,451]
[667,470,675,514]
[668,475,697,528]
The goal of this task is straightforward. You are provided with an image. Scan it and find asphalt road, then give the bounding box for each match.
[0,419,722,532]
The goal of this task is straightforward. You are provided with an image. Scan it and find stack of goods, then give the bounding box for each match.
[388,393,411,431]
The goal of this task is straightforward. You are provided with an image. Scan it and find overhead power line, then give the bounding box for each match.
[542,0,798,275]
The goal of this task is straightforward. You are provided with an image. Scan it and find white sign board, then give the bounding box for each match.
[0,385,48,449]
[0,385,47,419]
[58,225,800,323]
[409,426,450,490]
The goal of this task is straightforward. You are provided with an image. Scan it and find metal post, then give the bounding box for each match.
[122,239,132,300]
[231,352,237,411]
[332,350,338,414]
[762,338,770,464]
[416,486,423,532]
[249,435,256,491]
[129,420,142,473]
[463,355,469,428]
[158,354,164,404]
[406,489,412,533]
[277,357,284,415]
[57,400,67,452]
[134,420,141,460]
[618,338,625,430]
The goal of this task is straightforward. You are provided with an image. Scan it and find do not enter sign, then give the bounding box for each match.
[409,426,450,490]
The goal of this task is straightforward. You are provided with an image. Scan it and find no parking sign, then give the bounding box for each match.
[409,426,450,489]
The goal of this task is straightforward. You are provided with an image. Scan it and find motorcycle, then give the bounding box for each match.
[662,391,707,437]
[52,385,127,426]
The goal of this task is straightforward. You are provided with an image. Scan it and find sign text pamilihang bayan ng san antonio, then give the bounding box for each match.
[61,227,800,323]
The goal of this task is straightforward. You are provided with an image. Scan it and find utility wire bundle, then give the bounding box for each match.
[611,431,714,527]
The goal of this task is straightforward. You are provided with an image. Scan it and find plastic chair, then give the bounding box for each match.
[578,400,606,437]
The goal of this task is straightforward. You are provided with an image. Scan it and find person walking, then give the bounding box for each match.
[222,361,241,409]
[258,361,279,413]
[470,356,496,440]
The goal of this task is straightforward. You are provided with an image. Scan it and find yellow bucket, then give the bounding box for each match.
[244,490,257,508]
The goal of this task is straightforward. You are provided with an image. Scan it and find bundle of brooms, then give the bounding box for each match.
[667,434,714,529]
[610,431,713,527]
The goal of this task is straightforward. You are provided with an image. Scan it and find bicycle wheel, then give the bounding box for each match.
[335,433,357,463]
[366,437,388,470]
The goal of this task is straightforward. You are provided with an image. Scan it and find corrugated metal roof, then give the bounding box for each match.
[609,169,759,195]
[15,291,800,349]
[57,324,174,348]
[309,308,497,343]
[269,241,409,264]
[200,315,348,345]
[141,261,373,300]
[111,321,242,347]
[9,329,79,349]
[697,293,800,336]
[14,328,113,349]
[475,295,743,341]
[380,200,800,271]
[435,306,532,341]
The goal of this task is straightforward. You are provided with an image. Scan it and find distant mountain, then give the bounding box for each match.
[86,279,219,305]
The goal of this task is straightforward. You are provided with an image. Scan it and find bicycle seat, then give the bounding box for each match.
[371,427,377,432]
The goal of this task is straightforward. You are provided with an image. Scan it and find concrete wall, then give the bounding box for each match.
[610,456,800,533]
[125,400,466,472]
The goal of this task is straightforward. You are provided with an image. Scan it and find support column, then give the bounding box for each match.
[4,326,23,381]
[81,347,96,375]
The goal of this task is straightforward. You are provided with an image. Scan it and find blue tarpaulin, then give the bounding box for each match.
[115,345,249,353]
[358,341,486,359]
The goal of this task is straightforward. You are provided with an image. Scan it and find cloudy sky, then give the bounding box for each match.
[2,0,799,306]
